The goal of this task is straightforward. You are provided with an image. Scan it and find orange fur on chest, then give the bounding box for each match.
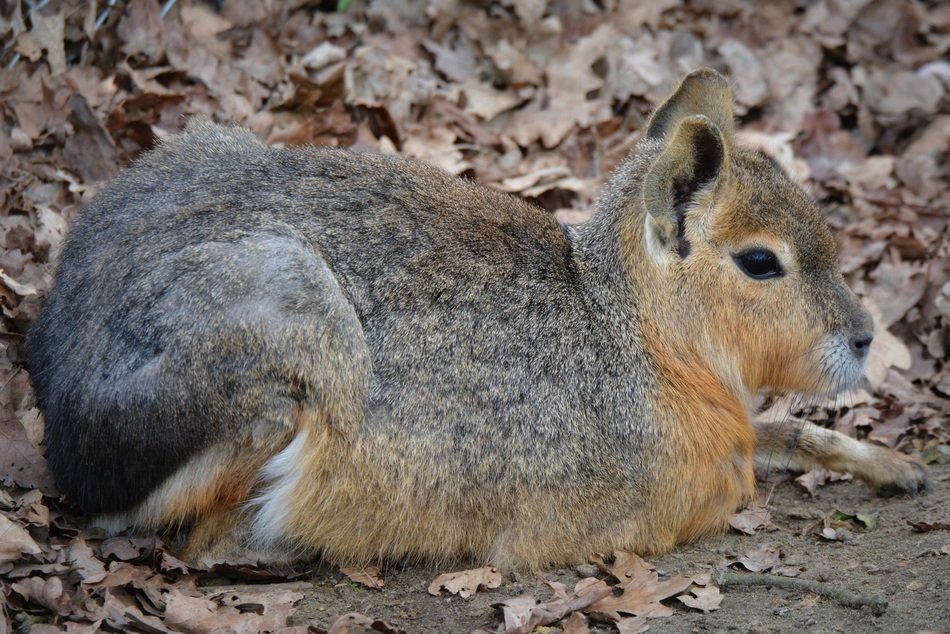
[645,338,757,543]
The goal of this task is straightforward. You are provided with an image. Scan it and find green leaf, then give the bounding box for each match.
[831,509,878,531]
[855,512,878,531]
[922,444,950,465]
[337,0,352,11]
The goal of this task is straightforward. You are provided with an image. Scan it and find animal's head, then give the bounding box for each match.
[621,68,872,397]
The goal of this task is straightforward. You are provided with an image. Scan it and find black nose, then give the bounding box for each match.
[851,332,873,358]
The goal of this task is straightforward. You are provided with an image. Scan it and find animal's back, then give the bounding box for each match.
[28,122,649,521]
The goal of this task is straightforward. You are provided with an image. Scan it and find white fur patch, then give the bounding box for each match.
[817,333,866,394]
[248,432,307,546]
[644,215,673,268]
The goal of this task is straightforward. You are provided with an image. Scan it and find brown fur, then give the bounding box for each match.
[28,69,929,569]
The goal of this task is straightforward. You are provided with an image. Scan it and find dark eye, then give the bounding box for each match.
[733,248,783,280]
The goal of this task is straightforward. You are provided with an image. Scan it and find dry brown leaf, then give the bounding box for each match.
[402,127,470,175]
[428,566,502,598]
[867,413,911,448]
[68,538,108,584]
[116,0,165,62]
[719,39,767,109]
[94,562,154,588]
[16,9,66,76]
[62,94,118,184]
[340,565,385,589]
[867,258,929,329]
[677,584,723,612]
[163,590,225,633]
[423,40,475,83]
[456,77,525,122]
[99,536,161,561]
[11,575,72,615]
[496,577,613,634]
[587,571,693,620]
[325,612,404,634]
[854,67,944,119]
[615,615,650,634]
[907,520,950,533]
[591,550,654,584]
[562,610,590,634]
[0,270,38,298]
[0,407,56,493]
[729,501,773,535]
[497,594,537,632]
[735,544,782,573]
[772,566,804,578]
[166,583,306,634]
[795,469,853,497]
[98,587,172,633]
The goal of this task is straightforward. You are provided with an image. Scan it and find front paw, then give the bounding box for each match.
[866,447,931,497]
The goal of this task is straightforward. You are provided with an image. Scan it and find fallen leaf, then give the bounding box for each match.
[591,550,654,584]
[867,257,929,329]
[864,300,912,390]
[867,413,910,448]
[68,538,108,584]
[164,589,244,634]
[325,612,405,634]
[562,610,590,634]
[99,536,161,561]
[832,510,878,531]
[496,577,613,634]
[587,571,693,620]
[116,0,164,62]
[615,615,650,634]
[62,94,118,184]
[907,520,950,533]
[718,39,767,109]
[677,584,723,612]
[735,544,782,573]
[922,445,950,465]
[0,407,56,493]
[341,565,385,589]
[10,575,72,615]
[729,502,773,535]
[496,594,537,632]
[20,9,66,76]
[428,566,502,598]
[795,469,852,497]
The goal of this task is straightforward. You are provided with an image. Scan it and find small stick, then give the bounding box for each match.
[716,571,888,616]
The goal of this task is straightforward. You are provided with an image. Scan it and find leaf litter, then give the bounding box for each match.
[0,0,948,631]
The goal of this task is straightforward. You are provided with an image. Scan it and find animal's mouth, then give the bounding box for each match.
[806,333,869,397]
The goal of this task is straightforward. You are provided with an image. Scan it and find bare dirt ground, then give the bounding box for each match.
[283,464,950,633]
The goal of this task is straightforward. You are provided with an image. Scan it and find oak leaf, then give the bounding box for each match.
[428,566,501,598]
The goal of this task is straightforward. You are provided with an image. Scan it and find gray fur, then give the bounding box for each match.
[28,121,659,517]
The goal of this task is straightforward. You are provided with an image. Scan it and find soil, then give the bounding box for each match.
[287,462,950,633]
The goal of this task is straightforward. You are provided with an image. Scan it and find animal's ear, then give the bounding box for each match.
[646,68,734,143]
[641,114,728,259]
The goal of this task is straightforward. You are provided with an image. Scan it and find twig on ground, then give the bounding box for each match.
[716,571,888,616]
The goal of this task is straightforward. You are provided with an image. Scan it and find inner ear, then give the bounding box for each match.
[641,116,728,261]
[672,125,724,212]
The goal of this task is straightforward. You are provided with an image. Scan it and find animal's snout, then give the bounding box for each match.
[850,332,873,359]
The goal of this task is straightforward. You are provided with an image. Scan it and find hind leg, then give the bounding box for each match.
[753,419,930,495]
[93,227,371,562]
